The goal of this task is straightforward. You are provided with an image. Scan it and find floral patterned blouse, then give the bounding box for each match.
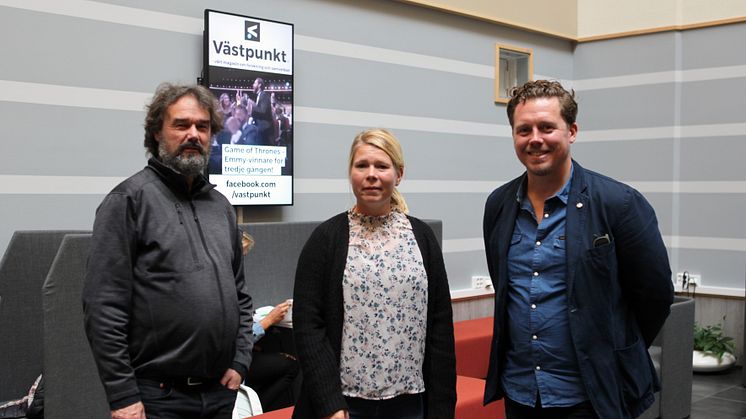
[340,208,428,400]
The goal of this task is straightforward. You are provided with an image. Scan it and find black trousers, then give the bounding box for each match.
[138,379,236,419]
[245,351,300,411]
[505,397,599,419]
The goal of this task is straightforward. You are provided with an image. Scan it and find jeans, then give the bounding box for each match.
[505,397,598,419]
[138,378,236,419]
[345,393,424,419]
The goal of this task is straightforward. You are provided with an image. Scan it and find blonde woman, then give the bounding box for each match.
[292,129,456,419]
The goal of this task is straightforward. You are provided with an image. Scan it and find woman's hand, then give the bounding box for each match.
[259,300,291,329]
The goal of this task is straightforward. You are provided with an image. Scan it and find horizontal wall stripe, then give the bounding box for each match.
[0,0,495,80]
[581,123,746,142]
[628,181,746,194]
[0,80,151,111]
[3,1,742,91]
[450,284,745,299]
[296,35,493,78]
[2,176,745,195]
[664,235,746,252]
[3,176,744,196]
[1,175,743,254]
[0,175,125,195]
[574,65,746,91]
[442,235,746,255]
[0,0,202,34]
[442,238,484,254]
[0,80,509,137]
[2,80,745,142]
[293,107,508,136]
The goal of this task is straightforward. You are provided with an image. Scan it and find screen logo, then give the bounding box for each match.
[245,20,260,41]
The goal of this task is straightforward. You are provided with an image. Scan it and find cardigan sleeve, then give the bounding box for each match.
[292,219,348,417]
[411,218,457,419]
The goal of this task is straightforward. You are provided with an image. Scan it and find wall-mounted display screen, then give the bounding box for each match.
[204,9,294,206]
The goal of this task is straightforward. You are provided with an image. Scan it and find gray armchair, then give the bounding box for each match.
[639,296,695,419]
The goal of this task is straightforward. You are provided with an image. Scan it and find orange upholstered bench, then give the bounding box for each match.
[453,317,493,379]
[244,380,506,419]
[247,406,293,418]
[456,375,505,419]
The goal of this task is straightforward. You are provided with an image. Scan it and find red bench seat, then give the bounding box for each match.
[453,317,493,379]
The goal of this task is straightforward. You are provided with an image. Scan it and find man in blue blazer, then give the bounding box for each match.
[483,80,674,419]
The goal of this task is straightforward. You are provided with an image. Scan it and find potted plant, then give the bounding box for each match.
[692,322,736,372]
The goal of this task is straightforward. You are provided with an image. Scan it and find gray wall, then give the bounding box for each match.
[573,24,746,294]
[0,0,743,294]
[0,0,572,292]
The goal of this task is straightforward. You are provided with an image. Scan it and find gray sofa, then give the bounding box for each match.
[639,296,695,419]
[42,234,109,419]
[0,230,88,401]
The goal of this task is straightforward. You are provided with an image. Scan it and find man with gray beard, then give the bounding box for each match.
[83,83,253,419]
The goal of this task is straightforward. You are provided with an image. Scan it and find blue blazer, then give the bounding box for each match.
[482,161,673,419]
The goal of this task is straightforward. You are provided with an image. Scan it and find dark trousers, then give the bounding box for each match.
[505,397,598,419]
[344,393,424,419]
[245,351,300,411]
[138,379,236,419]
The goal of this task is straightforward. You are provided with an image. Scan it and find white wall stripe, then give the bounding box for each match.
[3,1,742,91]
[2,80,744,142]
[3,176,744,196]
[581,123,746,142]
[0,80,151,111]
[0,175,126,195]
[663,235,746,252]
[442,235,746,254]
[442,238,484,254]
[629,181,746,194]
[295,35,493,78]
[573,71,675,91]
[450,283,745,299]
[293,106,508,137]
[0,0,202,34]
[1,175,742,253]
[574,65,746,91]
[0,0,498,80]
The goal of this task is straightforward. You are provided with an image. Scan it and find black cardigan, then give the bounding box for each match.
[292,212,456,419]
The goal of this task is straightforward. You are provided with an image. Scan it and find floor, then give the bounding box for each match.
[692,367,746,418]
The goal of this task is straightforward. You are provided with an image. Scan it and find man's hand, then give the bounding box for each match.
[323,410,349,419]
[220,368,242,391]
[111,401,145,419]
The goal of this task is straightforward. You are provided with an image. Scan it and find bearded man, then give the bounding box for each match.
[83,83,253,419]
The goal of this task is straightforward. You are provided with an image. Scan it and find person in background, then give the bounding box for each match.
[482,80,674,419]
[83,83,252,419]
[241,231,301,411]
[218,92,234,121]
[292,128,456,419]
[248,78,274,146]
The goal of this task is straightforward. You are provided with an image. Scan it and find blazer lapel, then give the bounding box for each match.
[566,161,589,301]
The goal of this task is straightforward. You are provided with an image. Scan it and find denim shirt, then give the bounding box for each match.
[502,166,587,408]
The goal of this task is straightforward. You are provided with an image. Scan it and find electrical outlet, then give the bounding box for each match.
[677,272,702,289]
[689,274,701,287]
[471,275,493,289]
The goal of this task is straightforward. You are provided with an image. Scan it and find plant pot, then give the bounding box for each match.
[692,349,736,372]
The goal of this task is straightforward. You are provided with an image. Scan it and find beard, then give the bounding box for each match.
[158,139,210,178]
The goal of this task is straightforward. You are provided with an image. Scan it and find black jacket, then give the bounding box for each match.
[83,159,253,408]
[483,161,673,418]
[292,212,456,419]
